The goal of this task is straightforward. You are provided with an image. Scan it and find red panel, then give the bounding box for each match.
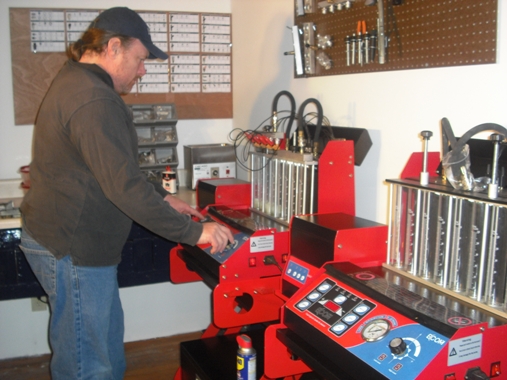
[333,223,388,268]
[196,180,251,211]
[216,183,251,207]
[417,323,507,379]
[213,277,285,328]
[318,140,356,216]
[263,323,312,379]
[219,229,290,282]
[169,246,203,284]
[400,151,441,179]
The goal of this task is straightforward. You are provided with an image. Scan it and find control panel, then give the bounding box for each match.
[285,272,454,379]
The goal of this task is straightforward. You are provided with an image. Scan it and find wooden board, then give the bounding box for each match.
[9,8,232,125]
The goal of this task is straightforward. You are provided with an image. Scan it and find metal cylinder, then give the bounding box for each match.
[448,199,475,294]
[485,205,507,308]
[432,194,454,287]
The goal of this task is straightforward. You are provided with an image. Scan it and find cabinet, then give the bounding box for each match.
[130,103,178,184]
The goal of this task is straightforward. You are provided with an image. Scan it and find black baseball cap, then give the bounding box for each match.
[89,7,168,60]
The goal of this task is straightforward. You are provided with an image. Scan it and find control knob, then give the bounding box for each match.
[389,337,407,356]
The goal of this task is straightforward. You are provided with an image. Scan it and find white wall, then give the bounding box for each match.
[0,0,231,360]
[231,0,507,223]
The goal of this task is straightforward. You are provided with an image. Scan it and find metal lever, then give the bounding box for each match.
[488,133,504,199]
[420,130,432,185]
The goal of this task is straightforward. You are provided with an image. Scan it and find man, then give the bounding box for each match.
[19,7,233,380]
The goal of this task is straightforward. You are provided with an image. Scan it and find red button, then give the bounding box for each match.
[249,257,256,267]
[444,374,456,380]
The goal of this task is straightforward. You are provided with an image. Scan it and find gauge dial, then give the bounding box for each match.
[361,319,391,342]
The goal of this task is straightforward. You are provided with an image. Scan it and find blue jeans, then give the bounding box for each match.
[19,229,126,380]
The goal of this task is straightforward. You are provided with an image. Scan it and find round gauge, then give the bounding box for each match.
[361,319,391,342]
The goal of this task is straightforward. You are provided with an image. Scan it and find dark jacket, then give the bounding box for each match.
[21,59,202,266]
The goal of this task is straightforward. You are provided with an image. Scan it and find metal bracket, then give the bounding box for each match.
[303,22,316,74]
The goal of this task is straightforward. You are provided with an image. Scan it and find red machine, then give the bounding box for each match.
[264,212,507,380]
[170,132,370,336]
[171,122,379,379]
[261,141,507,379]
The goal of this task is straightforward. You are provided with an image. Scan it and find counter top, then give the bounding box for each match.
[0,183,197,230]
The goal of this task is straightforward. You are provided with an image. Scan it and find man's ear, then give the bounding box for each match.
[107,37,122,57]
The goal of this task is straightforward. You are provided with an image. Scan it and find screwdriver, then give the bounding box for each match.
[356,21,363,66]
[345,35,351,66]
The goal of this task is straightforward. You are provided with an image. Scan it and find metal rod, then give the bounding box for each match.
[377,0,386,64]
[287,162,294,223]
[302,164,308,214]
[411,189,422,275]
[386,183,395,266]
[281,160,287,220]
[442,196,454,288]
[310,164,316,214]
[261,155,267,213]
[475,203,490,302]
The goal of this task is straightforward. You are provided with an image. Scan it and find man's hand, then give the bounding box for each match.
[163,194,204,219]
[197,222,234,254]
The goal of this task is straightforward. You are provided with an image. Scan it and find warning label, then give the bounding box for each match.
[448,334,482,366]
[250,235,274,253]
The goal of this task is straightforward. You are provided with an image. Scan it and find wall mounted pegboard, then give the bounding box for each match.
[292,0,498,77]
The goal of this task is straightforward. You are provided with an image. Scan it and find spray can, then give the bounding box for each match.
[237,334,256,380]
[162,166,177,194]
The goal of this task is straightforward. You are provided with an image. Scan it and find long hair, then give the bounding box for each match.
[67,28,135,61]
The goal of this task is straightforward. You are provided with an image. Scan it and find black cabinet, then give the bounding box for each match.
[0,224,176,301]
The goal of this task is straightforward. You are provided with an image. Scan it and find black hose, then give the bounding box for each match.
[296,98,323,151]
[272,90,296,135]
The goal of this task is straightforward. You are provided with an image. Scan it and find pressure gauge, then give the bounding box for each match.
[361,318,390,342]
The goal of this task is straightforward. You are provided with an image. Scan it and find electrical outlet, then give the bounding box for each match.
[31,296,48,312]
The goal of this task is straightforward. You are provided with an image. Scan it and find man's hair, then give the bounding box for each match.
[67,28,135,61]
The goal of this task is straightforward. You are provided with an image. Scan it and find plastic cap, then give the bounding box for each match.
[237,334,252,349]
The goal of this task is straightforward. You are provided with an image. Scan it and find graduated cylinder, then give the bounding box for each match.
[387,182,507,310]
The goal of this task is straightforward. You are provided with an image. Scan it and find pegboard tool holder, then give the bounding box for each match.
[292,0,498,77]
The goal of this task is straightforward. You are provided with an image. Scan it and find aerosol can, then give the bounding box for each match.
[237,334,256,380]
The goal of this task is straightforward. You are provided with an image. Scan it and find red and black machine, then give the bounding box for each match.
[170,121,373,336]
[262,128,507,379]
[174,117,507,379]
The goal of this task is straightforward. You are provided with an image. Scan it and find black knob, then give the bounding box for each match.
[465,366,489,380]
[389,337,407,356]
[421,130,433,139]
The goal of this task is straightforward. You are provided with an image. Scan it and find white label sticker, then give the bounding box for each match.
[448,333,482,366]
[250,235,274,253]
